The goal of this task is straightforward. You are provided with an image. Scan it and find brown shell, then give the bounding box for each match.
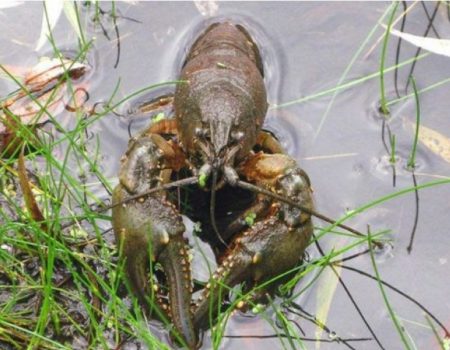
[174,22,268,161]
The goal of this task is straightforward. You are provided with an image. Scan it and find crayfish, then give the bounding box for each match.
[112,22,314,349]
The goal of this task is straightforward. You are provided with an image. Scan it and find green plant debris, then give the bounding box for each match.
[251,303,265,314]
[193,221,202,234]
[198,173,207,188]
[152,112,165,122]
[244,212,256,226]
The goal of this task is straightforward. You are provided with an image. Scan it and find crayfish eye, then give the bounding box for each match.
[231,131,244,142]
[195,127,211,141]
[195,127,204,137]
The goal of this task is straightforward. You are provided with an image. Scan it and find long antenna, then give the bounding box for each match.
[100,177,198,212]
[210,168,229,248]
[234,180,383,248]
[61,176,199,230]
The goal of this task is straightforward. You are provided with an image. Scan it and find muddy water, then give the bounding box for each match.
[1,2,450,350]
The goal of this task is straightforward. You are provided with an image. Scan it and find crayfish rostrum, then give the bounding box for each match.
[112,22,313,349]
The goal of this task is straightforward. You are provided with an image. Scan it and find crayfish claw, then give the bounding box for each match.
[112,129,198,348]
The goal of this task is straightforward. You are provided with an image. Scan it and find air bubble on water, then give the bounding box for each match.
[328,331,337,340]
[373,241,395,263]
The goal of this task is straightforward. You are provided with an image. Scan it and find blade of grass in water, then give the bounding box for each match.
[271,52,429,109]
[63,1,87,52]
[35,0,64,51]
[407,76,421,169]
[289,177,450,259]
[389,75,450,107]
[379,2,399,116]
[406,75,421,254]
[389,133,396,164]
[312,3,393,141]
[368,229,412,350]
[424,315,447,350]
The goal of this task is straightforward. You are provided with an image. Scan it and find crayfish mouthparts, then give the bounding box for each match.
[195,141,241,190]
[196,162,240,191]
[112,21,314,349]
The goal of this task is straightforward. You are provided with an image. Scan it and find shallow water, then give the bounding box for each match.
[1,2,450,349]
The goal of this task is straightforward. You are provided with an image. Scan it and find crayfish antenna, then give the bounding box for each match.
[108,176,199,210]
[234,179,384,248]
[210,168,229,249]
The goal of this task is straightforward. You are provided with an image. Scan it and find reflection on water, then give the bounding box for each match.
[1,2,450,349]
